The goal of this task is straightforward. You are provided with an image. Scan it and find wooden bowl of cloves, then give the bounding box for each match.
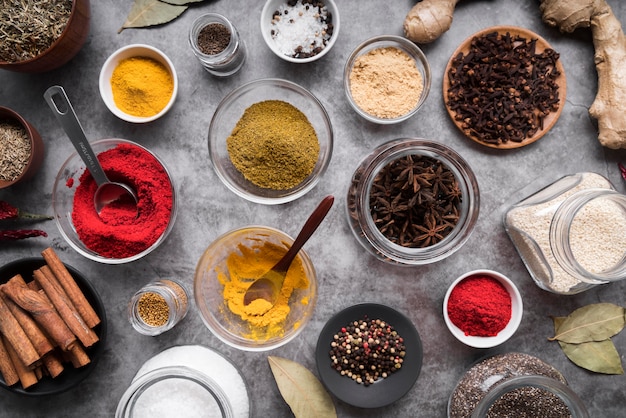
[443,25,567,149]
[0,107,45,189]
[0,0,90,73]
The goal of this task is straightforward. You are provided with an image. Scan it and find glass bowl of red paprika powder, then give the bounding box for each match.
[52,138,177,264]
[443,269,523,349]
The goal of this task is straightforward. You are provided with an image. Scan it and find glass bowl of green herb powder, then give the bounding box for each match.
[208,78,333,204]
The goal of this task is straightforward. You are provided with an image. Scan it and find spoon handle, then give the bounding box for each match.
[44,86,109,187]
[272,195,334,274]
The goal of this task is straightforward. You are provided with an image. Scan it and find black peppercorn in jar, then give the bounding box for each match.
[346,138,480,265]
[189,13,246,77]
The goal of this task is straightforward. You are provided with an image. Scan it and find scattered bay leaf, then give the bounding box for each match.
[549,303,625,344]
[558,339,624,375]
[118,0,188,33]
[160,0,205,5]
[268,356,337,418]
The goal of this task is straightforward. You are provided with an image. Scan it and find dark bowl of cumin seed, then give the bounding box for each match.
[0,0,90,73]
[346,138,480,265]
[0,107,45,189]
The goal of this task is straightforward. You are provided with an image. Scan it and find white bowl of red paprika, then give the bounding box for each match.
[443,269,522,349]
[99,44,178,123]
[52,138,177,264]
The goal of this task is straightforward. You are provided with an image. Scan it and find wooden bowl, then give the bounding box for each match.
[443,26,566,150]
[0,0,90,73]
[0,107,45,189]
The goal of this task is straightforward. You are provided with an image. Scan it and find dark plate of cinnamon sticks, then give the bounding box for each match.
[0,249,106,396]
[443,26,566,149]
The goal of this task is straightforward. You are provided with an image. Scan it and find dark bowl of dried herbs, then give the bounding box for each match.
[0,0,90,73]
[346,138,480,265]
[0,107,45,189]
[443,26,566,149]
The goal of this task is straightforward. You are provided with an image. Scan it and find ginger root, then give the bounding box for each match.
[541,0,626,149]
[404,0,460,43]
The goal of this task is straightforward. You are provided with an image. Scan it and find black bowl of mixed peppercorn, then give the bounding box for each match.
[346,138,480,265]
[315,303,423,408]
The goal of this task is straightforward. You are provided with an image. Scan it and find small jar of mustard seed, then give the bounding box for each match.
[129,279,189,336]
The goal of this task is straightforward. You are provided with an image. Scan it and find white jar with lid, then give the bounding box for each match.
[504,172,626,294]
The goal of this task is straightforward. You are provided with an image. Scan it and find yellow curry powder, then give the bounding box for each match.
[217,239,310,340]
[111,57,173,117]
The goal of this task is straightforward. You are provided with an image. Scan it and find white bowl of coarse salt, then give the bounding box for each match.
[260,0,340,63]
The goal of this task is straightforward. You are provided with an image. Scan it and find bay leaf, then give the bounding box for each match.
[268,356,337,418]
[159,0,205,5]
[549,303,625,344]
[118,0,188,33]
[559,339,624,375]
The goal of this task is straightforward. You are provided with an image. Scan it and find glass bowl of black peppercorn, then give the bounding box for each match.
[346,138,480,265]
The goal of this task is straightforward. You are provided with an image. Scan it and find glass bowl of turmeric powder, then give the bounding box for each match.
[99,44,178,123]
[208,78,333,205]
[194,225,318,351]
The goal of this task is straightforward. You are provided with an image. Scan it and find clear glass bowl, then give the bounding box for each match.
[344,35,431,124]
[208,78,333,205]
[347,138,480,265]
[194,226,317,351]
[52,138,177,264]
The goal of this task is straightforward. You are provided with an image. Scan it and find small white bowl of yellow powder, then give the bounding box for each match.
[99,44,178,123]
[344,35,431,124]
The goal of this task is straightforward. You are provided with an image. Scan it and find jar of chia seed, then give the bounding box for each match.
[448,352,589,418]
[470,375,589,418]
[189,13,246,77]
[504,172,626,295]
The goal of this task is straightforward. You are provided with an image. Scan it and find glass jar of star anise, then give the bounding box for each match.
[346,138,480,265]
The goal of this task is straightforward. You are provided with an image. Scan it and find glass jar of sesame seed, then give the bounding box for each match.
[129,279,189,336]
[504,172,626,295]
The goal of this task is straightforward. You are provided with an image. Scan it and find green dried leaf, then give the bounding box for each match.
[268,356,337,418]
[118,0,188,33]
[549,303,625,344]
[559,340,624,375]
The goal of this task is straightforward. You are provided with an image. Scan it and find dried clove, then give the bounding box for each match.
[446,31,561,145]
[369,155,461,248]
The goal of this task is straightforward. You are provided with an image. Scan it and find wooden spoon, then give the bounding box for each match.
[242,195,334,310]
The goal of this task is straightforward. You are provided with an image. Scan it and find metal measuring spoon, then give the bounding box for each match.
[44,86,138,216]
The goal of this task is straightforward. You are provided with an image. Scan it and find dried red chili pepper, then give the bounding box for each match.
[619,163,626,182]
[0,201,53,221]
[0,229,48,241]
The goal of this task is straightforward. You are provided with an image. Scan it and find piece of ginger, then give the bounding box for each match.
[404,0,460,44]
[541,0,626,149]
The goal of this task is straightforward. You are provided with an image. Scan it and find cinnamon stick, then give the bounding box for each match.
[66,344,90,368]
[42,351,64,378]
[0,335,19,386]
[41,248,100,328]
[3,335,38,389]
[34,267,99,348]
[0,283,40,369]
[1,293,54,357]
[2,275,77,352]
